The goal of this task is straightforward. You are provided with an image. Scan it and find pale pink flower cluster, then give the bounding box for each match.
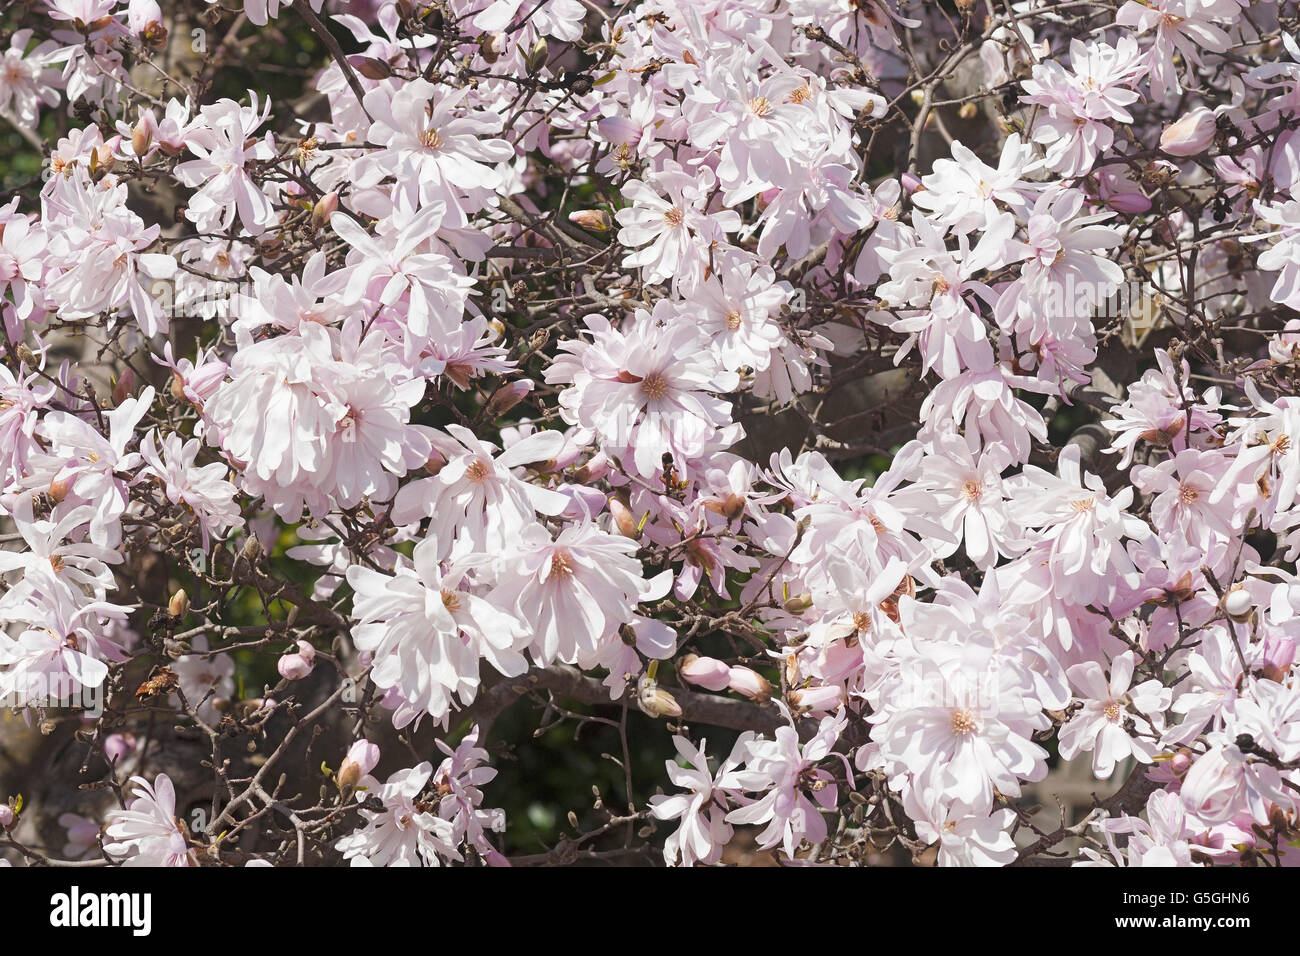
[5,0,1300,870]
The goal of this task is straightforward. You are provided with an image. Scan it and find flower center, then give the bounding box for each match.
[1178,483,1199,504]
[748,96,772,117]
[961,479,984,501]
[725,309,742,330]
[1070,497,1095,513]
[663,207,684,228]
[640,372,670,401]
[549,550,574,578]
[950,708,977,735]
[1103,700,1123,723]
[440,589,461,612]
[465,458,491,483]
[419,128,443,150]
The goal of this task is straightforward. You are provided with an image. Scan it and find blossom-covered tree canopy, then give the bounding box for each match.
[0,0,1299,869]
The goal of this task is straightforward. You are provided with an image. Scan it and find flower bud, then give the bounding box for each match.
[277,653,313,682]
[526,38,549,73]
[90,142,116,176]
[1169,749,1192,777]
[1223,586,1252,621]
[789,684,843,714]
[1105,191,1152,215]
[901,172,923,194]
[678,654,731,691]
[783,592,813,614]
[607,496,640,538]
[348,55,392,80]
[702,496,743,520]
[636,677,682,718]
[573,451,610,484]
[111,367,135,406]
[168,588,189,619]
[479,32,506,64]
[1160,107,1216,157]
[294,639,316,664]
[338,739,380,790]
[104,732,136,763]
[597,116,642,150]
[728,666,772,703]
[47,474,71,503]
[485,378,533,418]
[131,111,156,158]
[0,805,14,828]
[568,209,612,232]
[1262,636,1296,683]
[311,191,339,231]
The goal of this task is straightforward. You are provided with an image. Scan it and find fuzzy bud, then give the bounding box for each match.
[727,666,772,703]
[1223,586,1252,621]
[311,191,339,231]
[278,652,313,682]
[338,739,380,790]
[526,38,548,73]
[1160,107,1217,157]
[131,111,156,158]
[111,367,136,406]
[678,654,731,691]
[168,588,189,619]
[348,55,392,80]
[789,684,843,714]
[568,209,612,232]
[479,32,506,63]
[607,496,640,538]
[636,677,682,718]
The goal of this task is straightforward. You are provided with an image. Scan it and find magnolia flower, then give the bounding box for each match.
[356,79,513,214]
[347,537,528,727]
[902,787,1018,867]
[0,30,59,127]
[0,203,47,320]
[170,635,235,725]
[138,430,243,547]
[616,160,741,289]
[491,521,666,667]
[650,734,753,867]
[548,310,740,478]
[1058,651,1171,779]
[335,762,460,866]
[1007,444,1151,607]
[725,709,848,858]
[911,135,1035,233]
[1021,37,1145,176]
[174,95,278,236]
[103,774,194,867]
[389,424,570,560]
